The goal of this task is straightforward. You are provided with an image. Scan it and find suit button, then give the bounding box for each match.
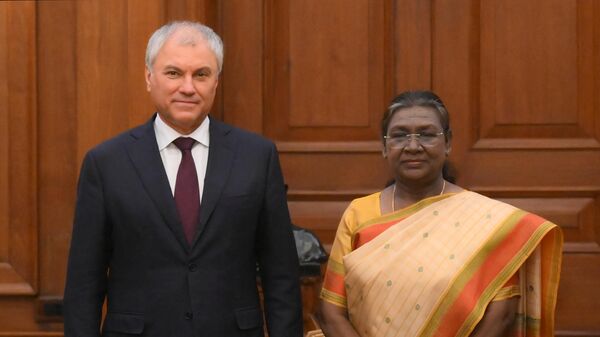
[188,263,197,272]
[185,312,193,320]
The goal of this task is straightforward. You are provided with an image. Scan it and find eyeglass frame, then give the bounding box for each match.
[383,131,446,149]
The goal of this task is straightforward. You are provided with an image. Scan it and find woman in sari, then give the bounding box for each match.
[316,91,562,337]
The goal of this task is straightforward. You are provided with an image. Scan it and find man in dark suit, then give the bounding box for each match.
[63,21,303,337]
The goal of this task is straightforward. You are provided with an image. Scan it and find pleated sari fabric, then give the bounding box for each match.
[321,191,562,337]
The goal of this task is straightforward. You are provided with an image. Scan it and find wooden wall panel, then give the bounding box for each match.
[0,0,40,332]
[478,0,599,148]
[0,2,8,262]
[166,0,216,25]
[558,254,600,332]
[394,0,432,91]
[265,0,388,141]
[484,0,578,126]
[36,0,78,307]
[221,0,264,133]
[127,0,166,128]
[288,0,370,127]
[0,1,37,297]
[280,148,388,191]
[75,0,130,161]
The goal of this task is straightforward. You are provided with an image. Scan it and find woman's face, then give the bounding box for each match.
[383,106,450,185]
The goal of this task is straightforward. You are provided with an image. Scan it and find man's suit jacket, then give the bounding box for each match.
[64,115,303,337]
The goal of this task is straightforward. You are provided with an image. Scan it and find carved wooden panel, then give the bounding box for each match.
[75,0,132,160]
[36,0,78,305]
[220,0,264,133]
[393,0,432,91]
[280,146,388,192]
[477,0,599,149]
[288,0,370,127]
[557,254,600,333]
[265,0,388,141]
[0,1,37,297]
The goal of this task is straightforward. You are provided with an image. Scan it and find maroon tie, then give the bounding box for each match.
[173,137,200,244]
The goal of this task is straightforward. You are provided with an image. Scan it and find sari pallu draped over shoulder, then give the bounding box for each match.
[340,191,562,337]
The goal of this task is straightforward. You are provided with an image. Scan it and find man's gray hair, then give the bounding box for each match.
[145,21,224,73]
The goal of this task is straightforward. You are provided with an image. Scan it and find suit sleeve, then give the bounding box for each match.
[256,143,303,337]
[63,151,110,337]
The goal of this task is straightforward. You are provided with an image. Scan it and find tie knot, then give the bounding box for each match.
[173,137,196,151]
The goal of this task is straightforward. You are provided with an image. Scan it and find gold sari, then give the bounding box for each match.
[321,191,562,337]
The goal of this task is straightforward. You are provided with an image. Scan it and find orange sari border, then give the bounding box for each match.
[431,216,561,337]
[422,210,532,337]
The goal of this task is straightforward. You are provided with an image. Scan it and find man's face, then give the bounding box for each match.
[145,29,219,134]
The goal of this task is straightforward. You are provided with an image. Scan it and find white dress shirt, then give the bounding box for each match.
[154,114,210,201]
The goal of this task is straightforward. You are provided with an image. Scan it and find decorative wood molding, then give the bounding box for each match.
[473,138,600,150]
[277,141,382,153]
[556,331,600,337]
[0,264,35,295]
[468,187,600,197]
[288,189,377,201]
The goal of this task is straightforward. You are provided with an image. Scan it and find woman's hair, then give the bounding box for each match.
[381,90,452,142]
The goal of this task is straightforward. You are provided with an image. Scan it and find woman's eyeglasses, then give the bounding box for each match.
[384,132,445,149]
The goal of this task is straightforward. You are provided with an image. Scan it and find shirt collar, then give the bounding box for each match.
[154,114,210,150]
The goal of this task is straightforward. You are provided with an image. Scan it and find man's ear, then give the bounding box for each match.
[145,67,152,92]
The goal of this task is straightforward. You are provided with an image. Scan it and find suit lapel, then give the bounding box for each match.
[191,117,235,247]
[126,115,190,253]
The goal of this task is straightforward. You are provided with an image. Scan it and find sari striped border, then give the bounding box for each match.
[455,221,558,337]
[540,226,563,336]
[491,285,520,302]
[419,210,560,337]
[321,259,347,307]
[418,210,527,337]
[320,288,347,308]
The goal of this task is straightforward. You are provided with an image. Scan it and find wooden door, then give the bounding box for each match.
[0,1,598,336]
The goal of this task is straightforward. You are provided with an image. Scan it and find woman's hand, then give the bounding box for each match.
[318,301,362,337]
[470,297,519,337]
